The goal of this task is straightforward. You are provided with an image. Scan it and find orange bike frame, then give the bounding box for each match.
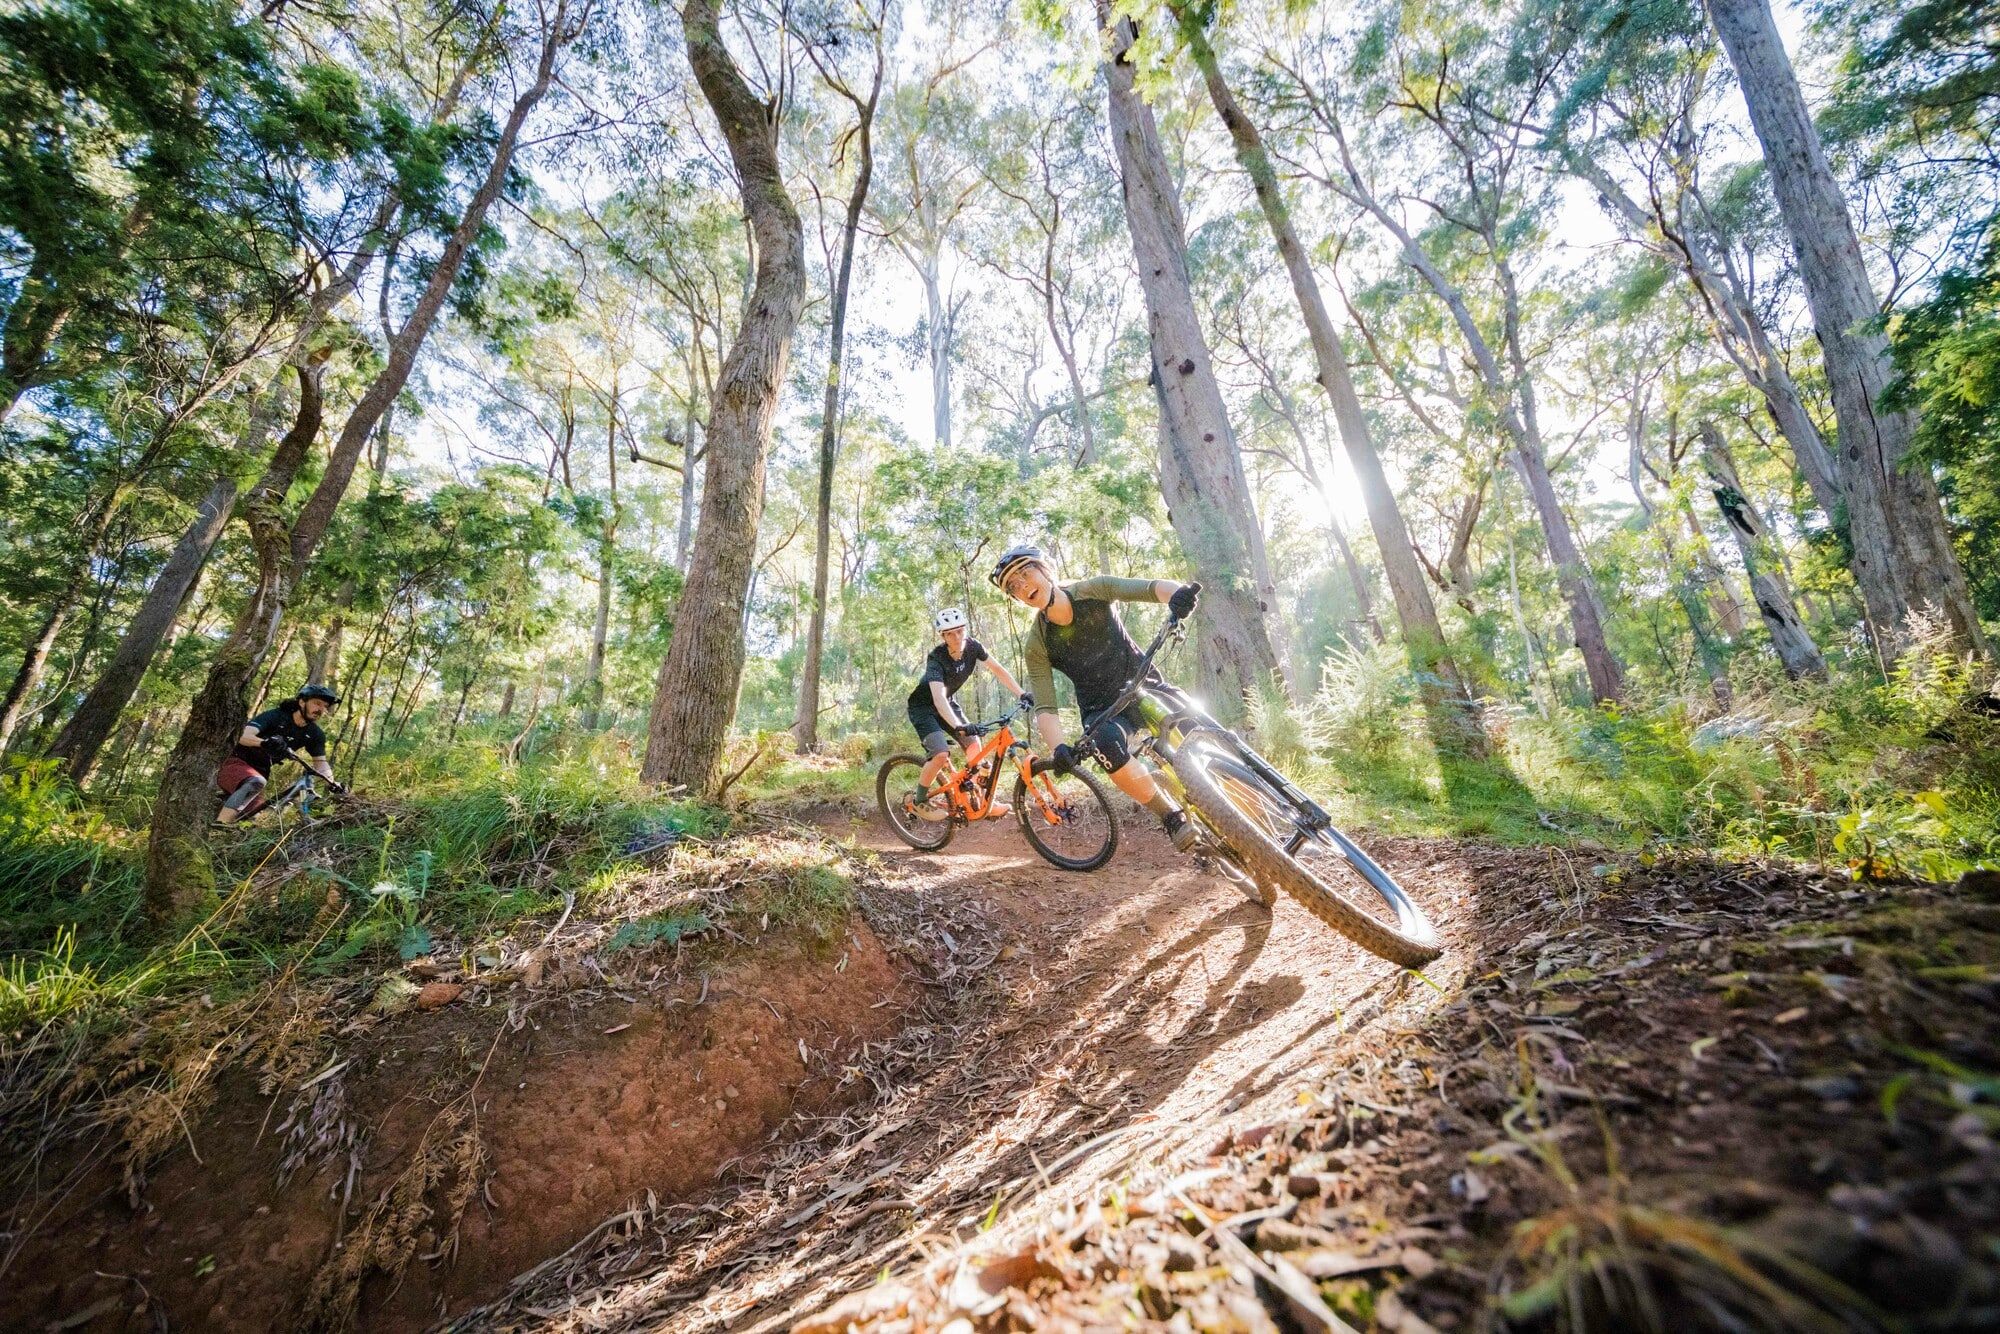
[935,722,1075,827]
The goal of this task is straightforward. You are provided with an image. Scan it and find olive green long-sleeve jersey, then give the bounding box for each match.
[1022,576,1160,719]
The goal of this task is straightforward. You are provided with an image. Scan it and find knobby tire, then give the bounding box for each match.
[876,755,954,852]
[1171,737,1441,968]
[1013,764,1118,871]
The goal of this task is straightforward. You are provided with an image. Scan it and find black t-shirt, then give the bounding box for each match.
[233,703,327,776]
[907,638,988,717]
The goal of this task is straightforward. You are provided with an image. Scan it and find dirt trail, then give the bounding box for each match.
[450,810,1496,1333]
[457,815,2000,1334]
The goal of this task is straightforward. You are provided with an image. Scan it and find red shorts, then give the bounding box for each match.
[215,756,267,797]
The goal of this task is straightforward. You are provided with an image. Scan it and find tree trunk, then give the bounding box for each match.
[1508,439,1622,703]
[1560,146,1844,520]
[1327,511,1385,647]
[921,247,954,447]
[47,388,292,781]
[1699,423,1828,680]
[642,0,807,794]
[0,263,75,422]
[796,60,880,752]
[1707,0,1986,658]
[1178,6,1486,753]
[1629,426,1734,709]
[0,602,69,755]
[1318,100,1624,704]
[142,364,324,922]
[676,389,699,573]
[291,14,569,569]
[0,492,124,753]
[583,388,622,733]
[1100,6,1279,717]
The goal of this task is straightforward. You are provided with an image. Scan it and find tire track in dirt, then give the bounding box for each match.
[459,811,1494,1333]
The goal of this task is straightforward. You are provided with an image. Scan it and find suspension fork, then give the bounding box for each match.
[1139,694,1331,835]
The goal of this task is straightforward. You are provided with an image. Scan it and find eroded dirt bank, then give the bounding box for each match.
[3,843,914,1333]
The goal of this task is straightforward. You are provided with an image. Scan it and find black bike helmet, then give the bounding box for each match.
[989,543,1052,590]
[298,683,340,706]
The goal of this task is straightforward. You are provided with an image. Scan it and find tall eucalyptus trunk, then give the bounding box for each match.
[642,0,807,793]
[1707,0,1985,658]
[796,51,881,753]
[1100,4,1280,716]
[1177,5,1487,754]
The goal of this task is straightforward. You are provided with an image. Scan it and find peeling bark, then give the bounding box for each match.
[1700,423,1828,680]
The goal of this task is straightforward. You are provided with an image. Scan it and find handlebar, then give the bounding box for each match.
[267,742,348,794]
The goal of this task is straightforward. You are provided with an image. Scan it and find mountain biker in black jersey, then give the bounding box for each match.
[990,545,1202,852]
[907,607,1031,819]
[214,684,344,823]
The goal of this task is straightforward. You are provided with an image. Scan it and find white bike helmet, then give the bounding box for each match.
[933,607,968,632]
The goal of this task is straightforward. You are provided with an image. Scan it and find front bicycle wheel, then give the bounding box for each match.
[1013,765,1118,871]
[1171,735,1440,967]
[877,756,955,852]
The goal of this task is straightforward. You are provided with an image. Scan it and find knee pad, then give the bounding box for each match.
[223,774,268,812]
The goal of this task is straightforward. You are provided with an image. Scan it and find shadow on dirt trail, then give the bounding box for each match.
[451,810,1505,1334]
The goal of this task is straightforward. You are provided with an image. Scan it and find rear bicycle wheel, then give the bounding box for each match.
[1171,735,1440,967]
[877,756,955,851]
[1013,765,1118,871]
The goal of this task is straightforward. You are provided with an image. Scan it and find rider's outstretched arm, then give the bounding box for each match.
[1065,576,1178,605]
[983,658,1025,699]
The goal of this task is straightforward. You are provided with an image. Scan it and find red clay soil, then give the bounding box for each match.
[451,812,1490,1333]
[4,921,909,1333]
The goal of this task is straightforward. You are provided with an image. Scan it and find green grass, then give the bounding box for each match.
[0,736,735,1037]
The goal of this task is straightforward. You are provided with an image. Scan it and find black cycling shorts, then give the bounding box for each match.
[1081,704,1146,771]
[907,704,957,757]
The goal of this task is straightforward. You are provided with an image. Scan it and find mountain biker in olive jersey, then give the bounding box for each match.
[907,607,1031,820]
[214,683,345,823]
[990,545,1202,852]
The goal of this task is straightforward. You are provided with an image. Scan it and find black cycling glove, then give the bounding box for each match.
[1168,581,1201,619]
[1050,743,1078,773]
[1018,692,1035,712]
[261,735,290,758]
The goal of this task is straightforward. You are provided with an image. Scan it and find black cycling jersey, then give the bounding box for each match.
[1023,577,1160,717]
[906,638,987,712]
[233,703,326,777]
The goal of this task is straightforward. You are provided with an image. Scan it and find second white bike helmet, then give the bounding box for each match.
[933,607,968,632]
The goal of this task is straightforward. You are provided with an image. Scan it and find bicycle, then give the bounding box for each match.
[1065,610,1442,968]
[242,744,346,824]
[876,700,1120,871]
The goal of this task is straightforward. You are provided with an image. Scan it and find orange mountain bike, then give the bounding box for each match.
[876,701,1119,870]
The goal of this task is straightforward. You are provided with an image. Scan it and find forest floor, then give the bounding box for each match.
[6,788,1998,1333]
